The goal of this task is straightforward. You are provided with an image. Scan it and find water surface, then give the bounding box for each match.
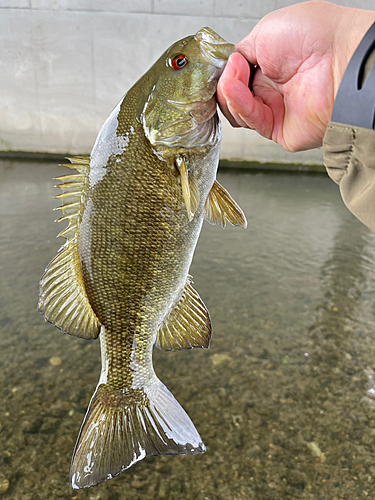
[1,160,375,499]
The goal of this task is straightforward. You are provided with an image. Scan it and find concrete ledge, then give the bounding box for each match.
[219,160,326,173]
[0,151,67,162]
[0,151,327,173]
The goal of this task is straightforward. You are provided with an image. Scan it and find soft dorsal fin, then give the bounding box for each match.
[38,156,101,340]
[155,277,211,351]
[204,180,247,228]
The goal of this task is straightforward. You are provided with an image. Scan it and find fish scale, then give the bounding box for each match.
[38,27,247,489]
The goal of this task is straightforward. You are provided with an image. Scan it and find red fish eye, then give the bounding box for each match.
[171,55,188,70]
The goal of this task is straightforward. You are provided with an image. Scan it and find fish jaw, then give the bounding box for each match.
[195,27,235,68]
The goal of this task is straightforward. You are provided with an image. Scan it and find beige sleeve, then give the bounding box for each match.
[323,122,375,231]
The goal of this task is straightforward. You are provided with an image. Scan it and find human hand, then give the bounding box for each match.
[217,1,375,152]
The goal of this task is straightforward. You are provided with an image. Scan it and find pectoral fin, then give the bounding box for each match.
[175,156,200,221]
[204,180,247,228]
[156,277,211,351]
[38,156,101,340]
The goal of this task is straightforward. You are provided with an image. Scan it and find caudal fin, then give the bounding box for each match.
[70,380,205,489]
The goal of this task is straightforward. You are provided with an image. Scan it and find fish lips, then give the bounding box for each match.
[195,27,235,67]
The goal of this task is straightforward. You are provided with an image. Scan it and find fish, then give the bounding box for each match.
[38,27,247,489]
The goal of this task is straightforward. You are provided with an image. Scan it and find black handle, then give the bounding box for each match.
[248,63,256,91]
[332,22,375,129]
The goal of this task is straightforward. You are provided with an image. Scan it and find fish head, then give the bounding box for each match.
[142,27,234,151]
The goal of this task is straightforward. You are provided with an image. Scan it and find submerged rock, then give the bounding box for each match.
[0,479,9,494]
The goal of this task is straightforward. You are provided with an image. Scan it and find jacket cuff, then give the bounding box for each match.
[323,121,375,232]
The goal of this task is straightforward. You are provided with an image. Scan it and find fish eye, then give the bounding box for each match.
[170,55,188,70]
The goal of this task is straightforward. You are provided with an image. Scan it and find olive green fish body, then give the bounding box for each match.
[38,28,247,489]
[81,102,220,389]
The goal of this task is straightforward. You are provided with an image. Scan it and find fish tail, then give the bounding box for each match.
[70,379,205,489]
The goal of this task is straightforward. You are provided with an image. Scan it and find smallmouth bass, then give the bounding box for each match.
[38,27,247,489]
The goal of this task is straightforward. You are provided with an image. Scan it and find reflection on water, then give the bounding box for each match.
[1,159,375,499]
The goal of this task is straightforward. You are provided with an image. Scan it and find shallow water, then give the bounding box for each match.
[1,159,375,499]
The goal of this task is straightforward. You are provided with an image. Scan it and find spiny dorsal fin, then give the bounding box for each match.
[155,276,211,351]
[204,180,247,228]
[64,156,90,174]
[38,156,101,340]
[53,158,89,239]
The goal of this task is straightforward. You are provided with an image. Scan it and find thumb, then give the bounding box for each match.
[217,52,251,128]
[220,52,250,85]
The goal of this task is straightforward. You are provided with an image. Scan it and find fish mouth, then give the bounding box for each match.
[195,27,235,67]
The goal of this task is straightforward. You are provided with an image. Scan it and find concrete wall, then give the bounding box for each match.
[1,0,374,164]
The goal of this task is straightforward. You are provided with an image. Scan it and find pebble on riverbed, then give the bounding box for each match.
[211,353,231,366]
[307,442,325,462]
[49,357,62,366]
[0,479,9,494]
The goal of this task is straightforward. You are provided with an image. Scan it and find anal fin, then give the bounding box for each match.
[204,180,247,228]
[156,276,211,351]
